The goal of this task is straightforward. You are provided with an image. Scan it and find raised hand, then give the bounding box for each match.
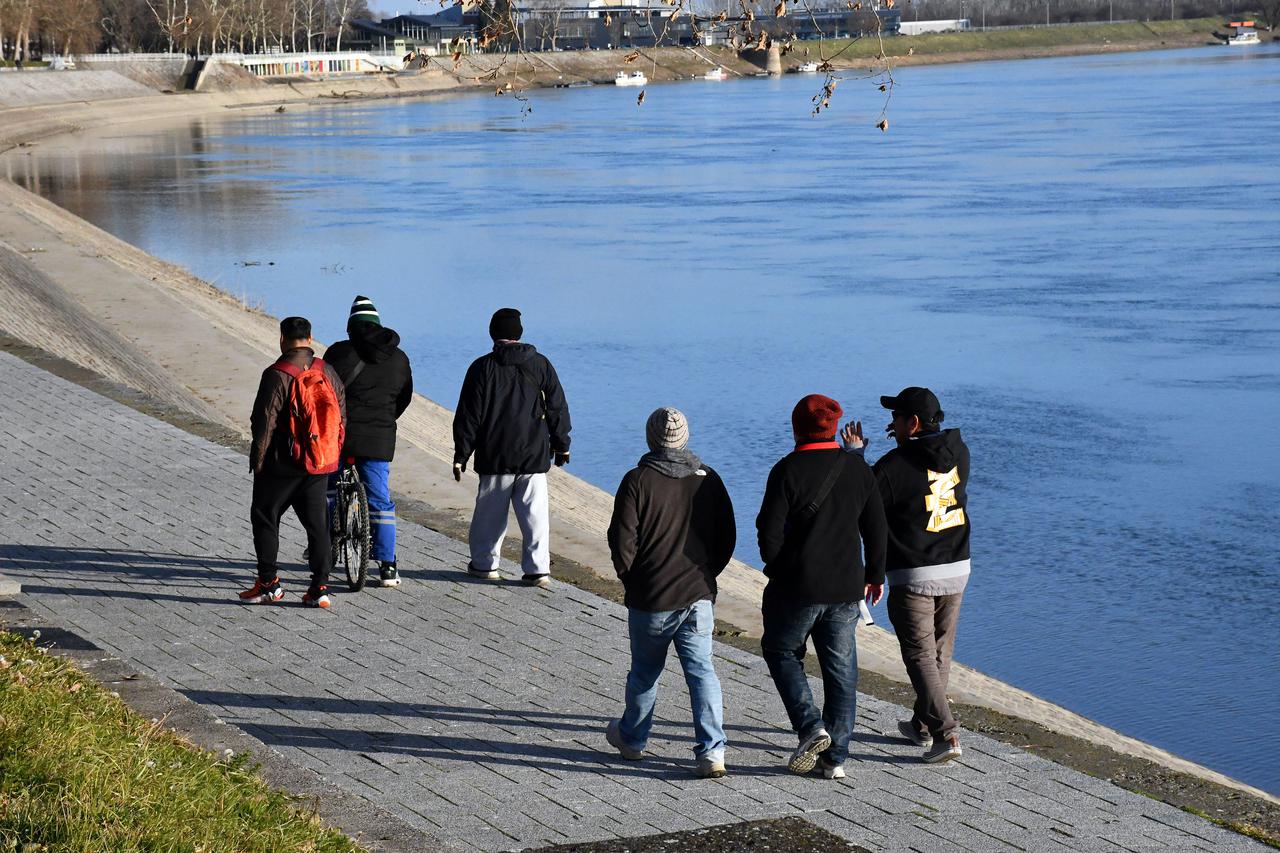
[841,420,868,450]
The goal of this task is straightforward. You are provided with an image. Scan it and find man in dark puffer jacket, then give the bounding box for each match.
[324,295,413,588]
[605,407,735,779]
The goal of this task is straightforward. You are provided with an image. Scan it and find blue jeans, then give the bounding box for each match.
[617,600,726,761]
[761,597,859,765]
[328,458,396,563]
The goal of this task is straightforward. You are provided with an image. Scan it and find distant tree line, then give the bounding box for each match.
[0,0,371,59]
[1,0,1268,61]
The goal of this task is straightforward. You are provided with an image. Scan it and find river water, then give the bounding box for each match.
[8,44,1280,794]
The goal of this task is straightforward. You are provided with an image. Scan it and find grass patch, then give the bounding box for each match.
[818,17,1225,61]
[0,631,360,852]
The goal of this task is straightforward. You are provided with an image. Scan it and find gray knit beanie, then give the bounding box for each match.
[646,407,689,452]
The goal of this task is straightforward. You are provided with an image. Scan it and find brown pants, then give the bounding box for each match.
[887,587,964,740]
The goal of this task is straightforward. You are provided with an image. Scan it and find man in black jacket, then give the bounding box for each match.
[845,387,971,764]
[756,394,887,780]
[605,407,735,778]
[452,308,571,588]
[323,295,414,588]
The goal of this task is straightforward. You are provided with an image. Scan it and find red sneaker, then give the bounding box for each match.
[239,578,283,604]
[301,586,331,609]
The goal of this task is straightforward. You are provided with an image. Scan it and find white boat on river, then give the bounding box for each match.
[1226,20,1260,45]
[614,71,647,86]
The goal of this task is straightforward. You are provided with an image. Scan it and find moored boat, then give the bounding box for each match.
[614,71,648,86]
[703,66,726,81]
[1226,20,1260,45]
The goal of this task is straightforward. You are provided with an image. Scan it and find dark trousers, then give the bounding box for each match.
[761,596,860,765]
[887,587,964,739]
[251,469,331,588]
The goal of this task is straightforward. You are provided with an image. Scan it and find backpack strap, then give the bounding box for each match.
[340,358,366,387]
[795,452,848,521]
[272,356,324,379]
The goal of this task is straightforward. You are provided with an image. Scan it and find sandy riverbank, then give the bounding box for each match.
[2,33,1278,821]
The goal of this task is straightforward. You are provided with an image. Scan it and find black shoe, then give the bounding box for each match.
[466,562,500,580]
[379,561,400,588]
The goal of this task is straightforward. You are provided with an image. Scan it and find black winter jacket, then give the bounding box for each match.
[608,463,736,612]
[756,445,887,604]
[324,324,413,461]
[872,429,971,578]
[452,342,571,475]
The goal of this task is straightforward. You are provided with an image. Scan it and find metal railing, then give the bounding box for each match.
[73,52,189,62]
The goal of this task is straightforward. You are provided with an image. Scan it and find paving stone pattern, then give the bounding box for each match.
[0,351,1261,853]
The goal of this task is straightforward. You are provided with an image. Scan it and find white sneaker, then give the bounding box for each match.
[787,728,831,775]
[695,756,727,779]
[819,760,846,779]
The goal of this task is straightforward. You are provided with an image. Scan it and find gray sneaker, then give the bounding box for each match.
[787,728,831,775]
[605,721,644,760]
[466,562,499,580]
[897,719,932,747]
[923,734,962,764]
[695,756,727,779]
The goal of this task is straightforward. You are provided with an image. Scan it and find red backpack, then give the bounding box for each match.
[272,357,345,475]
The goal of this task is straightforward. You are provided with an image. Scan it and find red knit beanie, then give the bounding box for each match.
[792,394,843,441]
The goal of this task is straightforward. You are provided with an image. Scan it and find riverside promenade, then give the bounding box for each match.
[0,348,1262,853]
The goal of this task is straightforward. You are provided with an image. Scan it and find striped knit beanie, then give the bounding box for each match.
[348,295,381,331]
[646,407,689,452]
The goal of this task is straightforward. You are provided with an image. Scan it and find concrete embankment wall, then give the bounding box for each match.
[1,60,1276,807]
[0,70,155,108]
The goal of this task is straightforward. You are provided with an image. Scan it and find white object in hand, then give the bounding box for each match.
[858,599,875,626]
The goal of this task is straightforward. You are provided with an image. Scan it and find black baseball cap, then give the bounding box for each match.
[880,387,944,424]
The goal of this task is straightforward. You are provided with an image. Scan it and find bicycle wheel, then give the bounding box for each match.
[339,476,370,591]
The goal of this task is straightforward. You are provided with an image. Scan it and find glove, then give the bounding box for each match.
[452,462,464,482]
[553,452,570,467]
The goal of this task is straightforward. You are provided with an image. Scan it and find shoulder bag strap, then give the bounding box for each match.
[796,452,848,521]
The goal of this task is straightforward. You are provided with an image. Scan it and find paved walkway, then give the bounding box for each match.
[0,350,1261,853]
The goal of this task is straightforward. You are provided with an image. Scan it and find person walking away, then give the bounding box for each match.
[323,295,414,588]
[843,387,970,764]
[242,316,346,608]
[452,308,571,589]
[756,394,887,779]
[605,408,736,778]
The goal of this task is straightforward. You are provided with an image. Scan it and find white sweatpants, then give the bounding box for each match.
[469,473,550,577]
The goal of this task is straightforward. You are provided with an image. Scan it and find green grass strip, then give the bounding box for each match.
[0,632,361,852]
[821,17,1228,59]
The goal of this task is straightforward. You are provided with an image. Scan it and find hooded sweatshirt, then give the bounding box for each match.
[608,453,736,612]
[324,323,413,461]
[872,428,971,595]
[453,342,571,475]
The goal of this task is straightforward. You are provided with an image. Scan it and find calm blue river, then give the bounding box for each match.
[9,44,1280,793]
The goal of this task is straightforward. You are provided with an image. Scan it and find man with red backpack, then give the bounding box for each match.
[242,316,347,608]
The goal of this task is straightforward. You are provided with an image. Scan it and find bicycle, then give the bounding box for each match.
[330,459,370,591]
